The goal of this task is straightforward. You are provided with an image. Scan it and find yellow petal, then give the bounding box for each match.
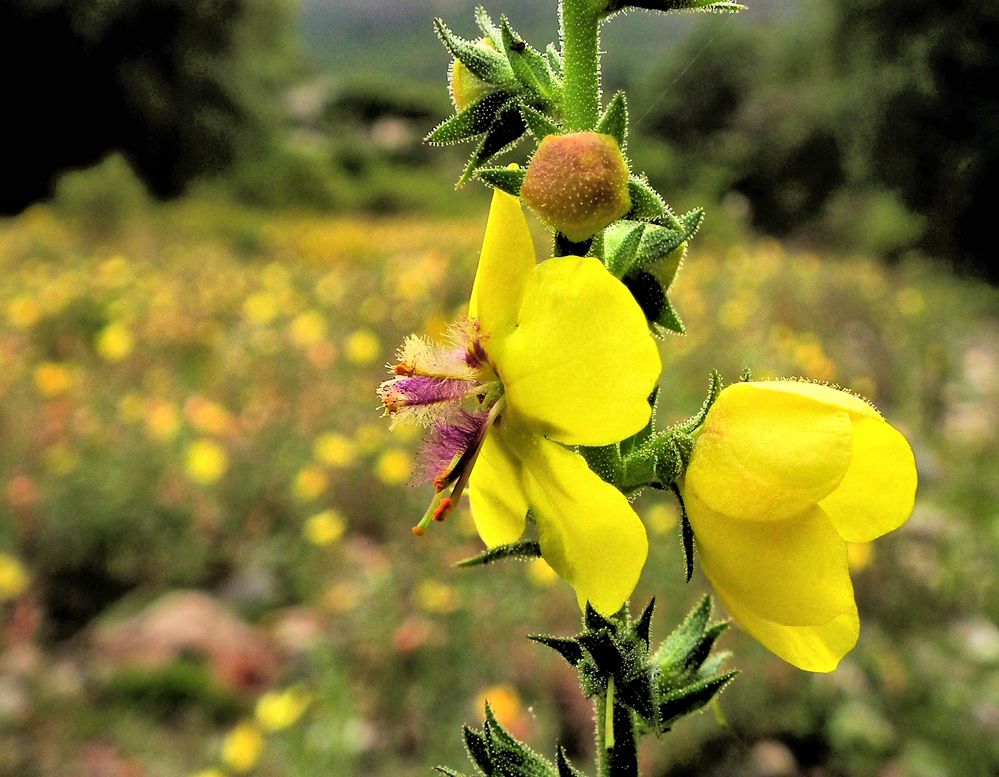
[750,379,881,419]
[719,589,860,673]
[493,256,660,446]
[685,382,853,521]
[468,425,529,547]
[821,415,917,542]
[521,437,648,615]
[468,188,536,338]
[685,489,854,627]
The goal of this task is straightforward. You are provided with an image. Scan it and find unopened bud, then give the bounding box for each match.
[449,39,497,111]
[520,132,631,242]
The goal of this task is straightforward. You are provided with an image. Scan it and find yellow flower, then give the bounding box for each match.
[34,361,73,398]
[95,322,135,362]
[346,329,381,365]
[293,466,328,501]
[303,509,347,546]
[378,190,661,615]
[185,439,229,485]
[255,685,312,732]
[0,553,29,601]
[681,380,917,672]
[313,433,356,468]
[221,720,264,773]
[375,448,411,485]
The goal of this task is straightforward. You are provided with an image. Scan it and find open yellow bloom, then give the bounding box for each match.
[682,380,917,672]
[379,189,661,614]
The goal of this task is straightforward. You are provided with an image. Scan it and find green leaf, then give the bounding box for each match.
[655,594,711,673]
[459,107,528,185]
[458,539,540,567]
[658,671,738,728]
[520,104,563,140]
[500,16,557,102]
[463,725,493,774]
[529,634,586,667]
[435,18,514,84]
[625,176,666,221]
[596,91,628,150]
[475,166,527,196]
[426,91,517,145]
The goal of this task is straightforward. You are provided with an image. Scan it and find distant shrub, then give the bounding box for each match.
[52,153,150,238]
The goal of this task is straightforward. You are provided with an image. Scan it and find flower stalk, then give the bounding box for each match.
[559,0,602,131]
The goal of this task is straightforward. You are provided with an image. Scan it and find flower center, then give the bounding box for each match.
[377,318,504,534]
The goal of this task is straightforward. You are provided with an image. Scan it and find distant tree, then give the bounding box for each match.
[1,0,298,213]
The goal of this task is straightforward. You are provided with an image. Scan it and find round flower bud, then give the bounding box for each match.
[520,132,631,242]
[449,39,497,111]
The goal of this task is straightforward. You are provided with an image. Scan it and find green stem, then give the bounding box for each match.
[595,675,639,777]
[559,0,602,131]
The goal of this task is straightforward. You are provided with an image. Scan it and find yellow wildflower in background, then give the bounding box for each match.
[345,329,380,365]
[255,685,312,732]
[185,439,229,485]
[416,579,461,614]
[189,769,226,777]
[0,553,29,601]
[682,380,917,672]
[375,449,411,486]
[221,720,264,773]
[95,322,135,362]
[289,310,327,347]
[303,509,347,546]
[293,466,328,501]
[6,296,42,329]
[34,362,73,398]
[313,433,356,468]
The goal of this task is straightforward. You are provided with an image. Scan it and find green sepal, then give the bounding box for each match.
[426,91,517,146]
[671,484,694,582]
[459,106,527,185]
[556,747,586,777]
[655,594,712,673]
[628,208,704,276]
[634,597,656,649]
[474,5,503,48]
[463,725,494,774]
[520,104,563,140]
[579,442,622,487]
[603,220,646,277]
[483,703,557,776]
[584,602,618,633]
[621,270,685,335]
[553,232,592,258]
[475,166,528,196]
[603,0,747,14]
[434,767,472,777]
[595,91,628,151]
[676,370,723,434]
[658,671,738,730]
[625,176,666,221]
[529,633,586,666]
[457,539,541,567]
[544,43,564,78]
[435,18,514,85]
[500,16,558,103]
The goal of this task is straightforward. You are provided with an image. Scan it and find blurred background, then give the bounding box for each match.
[0,1,997,775]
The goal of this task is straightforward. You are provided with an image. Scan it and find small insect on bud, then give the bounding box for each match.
[449,39,497,111]
[520,132,631,242]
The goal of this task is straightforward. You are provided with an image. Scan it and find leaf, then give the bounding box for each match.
[625,176,666,221]
[426,91,517,145]
[435,18,513,85]
[500,16,557,102]
[654,294,685,335]
[658,671,738,728]
[475,166,528,196]
[595,91,628,150]
[520,104,563,140]
[655,594,711,673]
[458,539,541,567]
[529,634,586,667]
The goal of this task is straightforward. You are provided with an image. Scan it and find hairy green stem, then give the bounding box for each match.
[596,674,639,777]
[559,0,602,130]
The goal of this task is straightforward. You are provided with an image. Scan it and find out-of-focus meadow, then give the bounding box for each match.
[2,1,998,776]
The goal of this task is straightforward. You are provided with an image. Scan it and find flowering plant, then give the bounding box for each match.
[378,1,918,773]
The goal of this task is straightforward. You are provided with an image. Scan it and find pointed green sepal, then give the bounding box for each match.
[604,0,747,14]
[595,91,628,151]
[626,176,666,221]
[556,746,586,777]
[474,5,503,48]
[459,107,528,185]
[462,725,493,773]
[655,594,712,672]
[634,598,655,649]
[579,442,623,487]
[545,43,564,78]
[435,18,514,85]
[603,220,646,277]
[658,671,738,729]
[484,703,557,776]
[475,165,528,196]
[520,104,563,140]
[621,270,684,335]
[674,486,694,582]
[529,634,586,667]
[500,16,557,102]
[458,539,541,567]
[631,208,704,274]
[584,602,619,633]
[427,91,517,146]
[434,767,472,777]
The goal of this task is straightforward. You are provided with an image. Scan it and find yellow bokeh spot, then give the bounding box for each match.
[416,580,461,614]
[293,466,328,502]
[323,581,363,614]
[644,502,679,536]
[0,553,29,601]
[474,684,522,728]
[847,542,875,572]
[244,291,280,324]
[34,362,73,398]
[43,442,80,475]
[527,557,559,587]
[185,439,229,485]
[255,685,312,732]
[6,296,42,329]
[289,310,328,347]
[118,392,146,423]
[146,400,181,442]
[95,322,135,362]
[303,509,347,546]
[221,721,264,774]
[345,329,381,365]
[189,770,226,777]
[375,448,411,485]
[313,433,356,468]
[186,398,234,436]
[354,423,384,454]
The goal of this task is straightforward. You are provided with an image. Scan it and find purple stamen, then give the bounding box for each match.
[413,409,489,485]
[379,376,477,412]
